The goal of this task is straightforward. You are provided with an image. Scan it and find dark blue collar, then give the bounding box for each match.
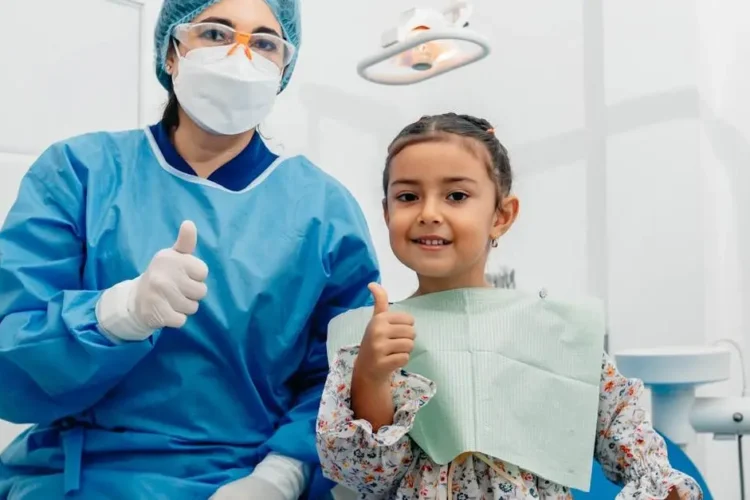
[149,122,278,192]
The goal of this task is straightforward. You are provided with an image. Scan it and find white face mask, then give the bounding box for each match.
[172,42,282,135]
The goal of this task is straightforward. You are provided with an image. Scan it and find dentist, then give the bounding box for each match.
[0,0,379,498]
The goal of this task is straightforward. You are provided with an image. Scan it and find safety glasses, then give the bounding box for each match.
[173,22,295,69]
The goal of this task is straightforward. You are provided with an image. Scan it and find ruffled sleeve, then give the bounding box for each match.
[316,345,436,498]
[594,353,703,500]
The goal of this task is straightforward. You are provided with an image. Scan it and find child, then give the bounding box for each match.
[316,113,702,499]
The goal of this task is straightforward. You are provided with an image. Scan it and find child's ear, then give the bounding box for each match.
[382,198,390,225]
[491,194,520,240]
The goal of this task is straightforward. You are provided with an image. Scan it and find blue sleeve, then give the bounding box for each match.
[0,143,155,425]
[262,182,380,499]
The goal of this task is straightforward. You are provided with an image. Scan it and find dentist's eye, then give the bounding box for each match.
[251,38,278,52]
[198,28,230,43]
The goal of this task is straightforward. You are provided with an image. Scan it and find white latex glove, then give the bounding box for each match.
[209,454,310,500]
[96,220,209,342]
[209,476,288,500]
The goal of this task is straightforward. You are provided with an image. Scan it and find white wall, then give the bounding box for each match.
[694,0,750,495]
[2,0,748,497]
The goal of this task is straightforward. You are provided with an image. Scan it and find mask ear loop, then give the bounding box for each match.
[171,39,185,62]
[167,39,184,80]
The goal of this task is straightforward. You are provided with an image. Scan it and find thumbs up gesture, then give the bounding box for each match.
[172,219,199,255]
[126,220,209,334]
[353,283,416,384]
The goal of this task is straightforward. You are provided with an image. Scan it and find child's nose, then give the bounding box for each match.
[418,200,443,224]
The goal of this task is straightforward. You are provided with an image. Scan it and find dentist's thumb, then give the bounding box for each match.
[173,220,198,255]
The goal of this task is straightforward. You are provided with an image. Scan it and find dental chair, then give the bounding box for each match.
[573,431,713,499]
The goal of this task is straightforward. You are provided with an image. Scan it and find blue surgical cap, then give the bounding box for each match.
[154,0,301,92]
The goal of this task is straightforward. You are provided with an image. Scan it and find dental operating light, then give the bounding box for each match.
[357,1,491,85]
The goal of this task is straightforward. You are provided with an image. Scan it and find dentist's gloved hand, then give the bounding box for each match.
[210,453,311,500]
[96,220,209,342]
[209,475,287,500]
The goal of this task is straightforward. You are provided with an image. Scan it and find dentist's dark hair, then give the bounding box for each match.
[161,40,181,130]
[383,113,513,204]
[162,91,180,130]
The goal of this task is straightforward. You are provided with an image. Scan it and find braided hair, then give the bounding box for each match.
[383,113,512,204]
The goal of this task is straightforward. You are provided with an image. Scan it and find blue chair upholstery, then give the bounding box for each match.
[572,432,712,499]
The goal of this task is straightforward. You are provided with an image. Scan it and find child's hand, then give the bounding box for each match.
[354,283,416,385]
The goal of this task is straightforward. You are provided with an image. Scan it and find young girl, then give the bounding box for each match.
[315,113,702,499]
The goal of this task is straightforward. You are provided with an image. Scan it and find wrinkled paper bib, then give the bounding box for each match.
[327,287,605,491]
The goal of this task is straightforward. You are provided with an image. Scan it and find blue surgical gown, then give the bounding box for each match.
[0,124,380,499]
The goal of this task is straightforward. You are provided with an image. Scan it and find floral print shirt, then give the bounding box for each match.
[316,347,703,499]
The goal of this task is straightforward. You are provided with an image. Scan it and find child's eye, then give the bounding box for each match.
[395,193,418,202]
[447,192,469,202]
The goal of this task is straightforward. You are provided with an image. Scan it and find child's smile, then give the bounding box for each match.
[384,138,506,290]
